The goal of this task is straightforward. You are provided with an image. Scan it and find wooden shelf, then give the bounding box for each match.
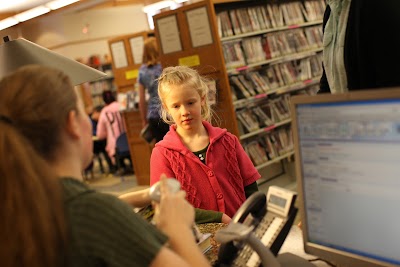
[227,47,323,74]
[255,151,294,171]
[233,76,320,109]
[240,118,291,140]
[220,20,323,42]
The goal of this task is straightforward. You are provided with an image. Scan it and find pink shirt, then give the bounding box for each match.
[96,101,125,162]
[150,121,260,217]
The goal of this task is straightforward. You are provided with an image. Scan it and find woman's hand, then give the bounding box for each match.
[154,174,195,237]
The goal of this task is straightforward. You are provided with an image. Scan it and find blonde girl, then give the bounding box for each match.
[150,66,260,223]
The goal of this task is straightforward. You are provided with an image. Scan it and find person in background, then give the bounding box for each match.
[150,66,261,224]
[0,65,211,267]
[90,105,113,174]
[138,37,170,143]
[96,90,129,174]
[320,0,400,93]
[90,105,102,135]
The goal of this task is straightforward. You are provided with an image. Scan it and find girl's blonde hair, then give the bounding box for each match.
[157,66,216,124]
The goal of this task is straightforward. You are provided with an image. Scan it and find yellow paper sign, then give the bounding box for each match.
[179,55,200,67]
[125,69,138,80]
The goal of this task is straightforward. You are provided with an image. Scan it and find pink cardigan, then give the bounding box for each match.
[150,121,260,217]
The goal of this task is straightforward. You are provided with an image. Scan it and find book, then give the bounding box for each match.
[238,74,257,96]
[237,109,260,132]
[230,76,251,98]
[246,141,268,166]
[197,232,212,254]
[253,106,273,126]
[229,9,242,35]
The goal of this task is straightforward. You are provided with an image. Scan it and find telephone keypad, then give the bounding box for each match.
[231,214,285,267]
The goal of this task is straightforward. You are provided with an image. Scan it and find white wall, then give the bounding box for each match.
[1,4,149,61]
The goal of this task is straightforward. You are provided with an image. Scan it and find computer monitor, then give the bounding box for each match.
[290,88,400,267]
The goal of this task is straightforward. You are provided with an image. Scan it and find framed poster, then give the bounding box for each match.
[129,36,144,65]
[186,6,213,48]
[156,15,182,54]
[110,41,128,68]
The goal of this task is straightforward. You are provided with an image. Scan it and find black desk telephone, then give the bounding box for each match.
[214,186,298,267]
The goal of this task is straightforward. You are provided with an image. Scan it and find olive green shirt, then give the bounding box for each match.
[61,177,168,267]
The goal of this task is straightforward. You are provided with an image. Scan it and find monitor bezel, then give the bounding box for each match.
[290,87,400,267]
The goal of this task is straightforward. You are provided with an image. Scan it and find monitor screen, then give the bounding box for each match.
[291,90,400,267]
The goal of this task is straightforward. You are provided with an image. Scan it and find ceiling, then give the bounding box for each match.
[0,0,153,20]
[0,0,51,13]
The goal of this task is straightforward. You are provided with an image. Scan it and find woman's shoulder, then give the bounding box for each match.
[61,178,126,213]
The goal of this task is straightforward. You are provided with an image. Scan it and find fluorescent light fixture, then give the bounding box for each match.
[142,0,188,14]
[0,17,19,31]
[14,5,51,22]
[146,12,157,30]
[46,0,80,10]
[143,0,175,13]
[0,0,27,12]
[143,0,188,29]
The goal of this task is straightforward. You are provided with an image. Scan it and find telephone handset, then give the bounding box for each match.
[215,186,297,267]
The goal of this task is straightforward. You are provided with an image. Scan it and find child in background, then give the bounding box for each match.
[96,91,131,174]
[91,105,114,174]
[150,66,260,224]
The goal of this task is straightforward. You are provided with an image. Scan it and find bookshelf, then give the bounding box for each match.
[89,62,116,107]
[107,31,154,185]
[153,0,324,182]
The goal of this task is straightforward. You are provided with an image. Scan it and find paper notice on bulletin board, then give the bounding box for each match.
[130,36,144,65]
[156,15,182,54]
[110,41,128,68]
[179,55,200,67]
[125,69,138,80]
[186,6,213,47]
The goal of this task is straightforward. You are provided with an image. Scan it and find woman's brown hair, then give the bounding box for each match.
[0,65,76,267]
[142,37,159,66]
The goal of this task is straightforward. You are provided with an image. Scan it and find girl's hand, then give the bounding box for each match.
[154,174,195,237]
[221,213,232,224]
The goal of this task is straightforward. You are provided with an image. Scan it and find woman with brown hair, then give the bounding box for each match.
[0,65,210,267]
[138,37,170,143]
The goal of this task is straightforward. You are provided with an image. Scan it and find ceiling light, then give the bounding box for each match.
[46,0,80,10]
[0,17,19,31]
[142,0,188,14]
[14,5,51,22]
[143,1,175,13]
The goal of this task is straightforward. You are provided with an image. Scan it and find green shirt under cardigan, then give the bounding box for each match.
[61,177,168,267]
